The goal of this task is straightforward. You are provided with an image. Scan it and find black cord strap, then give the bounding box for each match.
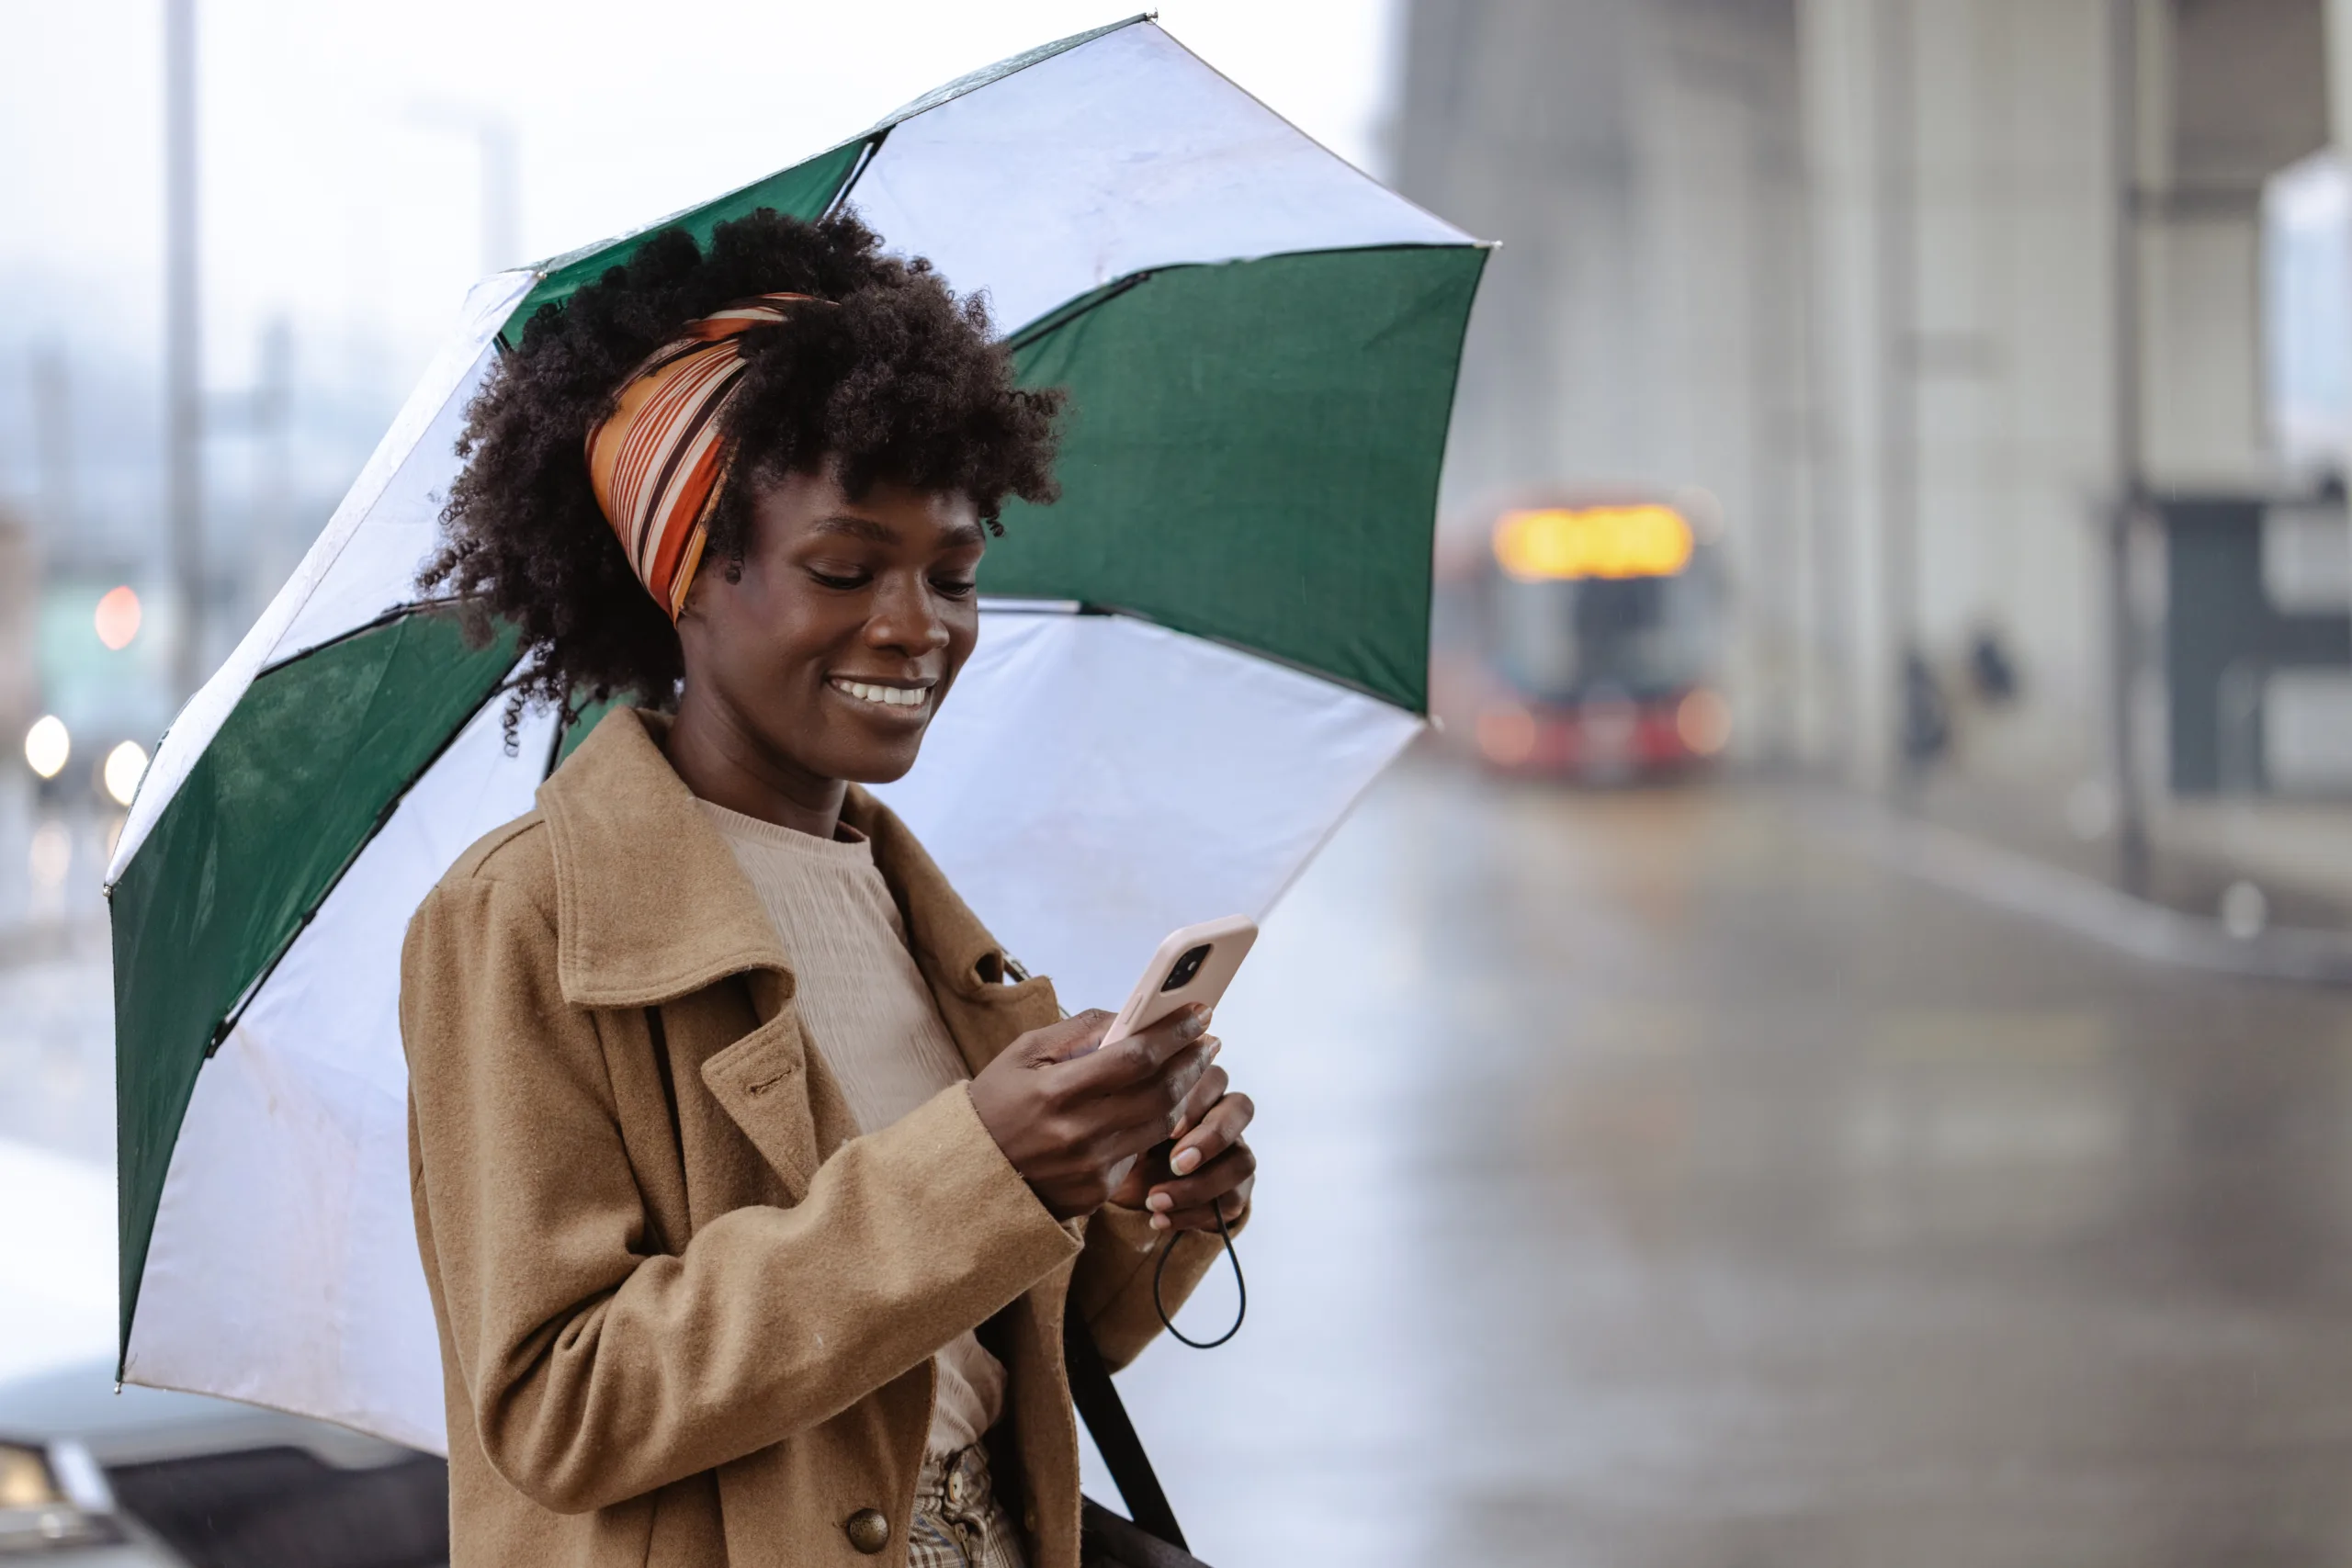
[1151,1205,1246,1350]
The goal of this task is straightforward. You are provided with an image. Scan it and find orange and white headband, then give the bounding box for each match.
[583,293,821,620]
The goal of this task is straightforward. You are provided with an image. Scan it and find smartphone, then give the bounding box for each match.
[1098,915,1259,1049]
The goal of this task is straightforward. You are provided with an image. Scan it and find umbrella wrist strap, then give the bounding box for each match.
[1151,1205,1246,1349]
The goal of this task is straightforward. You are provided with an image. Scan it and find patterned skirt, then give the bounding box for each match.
[905,1444,1029,1568]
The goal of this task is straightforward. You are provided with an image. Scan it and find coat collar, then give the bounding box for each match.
[536,707,1021,1013]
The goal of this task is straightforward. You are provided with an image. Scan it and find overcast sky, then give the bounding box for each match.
[0,1,1402,394]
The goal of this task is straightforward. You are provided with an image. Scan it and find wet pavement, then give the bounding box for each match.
[13,757,2352,1563]
[1118,753,2352,1568]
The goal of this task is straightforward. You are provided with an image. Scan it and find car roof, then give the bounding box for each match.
[0,1359,419,1470]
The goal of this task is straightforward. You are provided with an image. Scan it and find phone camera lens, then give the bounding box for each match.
[1160,944,1212,992]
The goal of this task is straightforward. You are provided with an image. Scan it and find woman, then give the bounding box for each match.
[401,209,1256,1568]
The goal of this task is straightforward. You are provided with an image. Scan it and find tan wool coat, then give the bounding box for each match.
[401,708,1227,1568]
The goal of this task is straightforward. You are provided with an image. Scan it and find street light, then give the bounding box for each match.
[104,741,149,807]
[96,585,141,650]
[24,716,70,780]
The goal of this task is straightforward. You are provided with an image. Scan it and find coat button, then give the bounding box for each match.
[844,1508,891,1554]
[945,1467,969,1506]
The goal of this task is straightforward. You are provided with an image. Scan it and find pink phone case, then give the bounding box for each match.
[1099,915,1260,1047]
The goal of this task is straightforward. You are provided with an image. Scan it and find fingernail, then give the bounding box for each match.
[1204,1040,1222,1062]
[1170,1147,1201,1176]
[1182,1008,1207,1039]
[1149,1213,1171,1231]
[1147,1191,1172,1213]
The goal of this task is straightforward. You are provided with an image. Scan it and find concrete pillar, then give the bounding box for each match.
[1924,0,2115,789]
[2138,0,2290,491]
[1633,6,1815,767]
[1798,0,2123,793]
[1796,0,1901,786]
[2326,0,2352,494]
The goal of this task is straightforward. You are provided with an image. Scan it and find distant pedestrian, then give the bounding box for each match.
[400,209,1255,1568]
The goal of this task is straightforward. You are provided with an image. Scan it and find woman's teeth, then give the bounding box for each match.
[831,678,928,709]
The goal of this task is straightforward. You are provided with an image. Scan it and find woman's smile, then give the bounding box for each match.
[827,674,935,714]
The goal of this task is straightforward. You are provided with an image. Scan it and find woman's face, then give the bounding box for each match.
[676,465,985,786]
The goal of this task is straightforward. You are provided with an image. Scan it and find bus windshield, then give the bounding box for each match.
[1488,568,1720,704]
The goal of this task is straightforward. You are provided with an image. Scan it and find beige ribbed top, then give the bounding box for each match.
[700,800,1007,1458]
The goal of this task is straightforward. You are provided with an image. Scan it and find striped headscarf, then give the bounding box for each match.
[584,293,823,619]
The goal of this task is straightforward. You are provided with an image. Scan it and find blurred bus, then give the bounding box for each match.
[1432,496,1729,781]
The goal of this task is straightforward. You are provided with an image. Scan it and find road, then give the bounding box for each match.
[1117,754,2352,1568]
[10,757,2352,1565]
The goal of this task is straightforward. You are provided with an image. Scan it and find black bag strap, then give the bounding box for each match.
[1062,1313,1188,1551]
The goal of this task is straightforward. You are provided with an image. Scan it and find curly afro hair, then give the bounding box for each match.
[421,208,1065,717]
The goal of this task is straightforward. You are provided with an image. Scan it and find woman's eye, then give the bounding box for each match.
[932,577,978,600]
[808,568,869,591]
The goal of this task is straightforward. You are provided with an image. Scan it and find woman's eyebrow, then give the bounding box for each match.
[810,514,899,545]
[809,514,988,550]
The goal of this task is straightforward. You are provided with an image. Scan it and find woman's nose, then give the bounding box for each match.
[865,573,952,655]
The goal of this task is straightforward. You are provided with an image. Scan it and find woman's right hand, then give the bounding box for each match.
[967,1006,1220,1219]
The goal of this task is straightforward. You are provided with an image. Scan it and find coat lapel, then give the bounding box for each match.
[537,708,788,1010]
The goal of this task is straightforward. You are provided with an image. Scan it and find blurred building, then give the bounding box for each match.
[0,505,35,739]
[1395,0,2349,828]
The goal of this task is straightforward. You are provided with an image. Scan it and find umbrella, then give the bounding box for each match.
[105,15,1486,1449]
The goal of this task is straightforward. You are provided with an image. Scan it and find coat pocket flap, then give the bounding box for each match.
[700,1012,820,1202]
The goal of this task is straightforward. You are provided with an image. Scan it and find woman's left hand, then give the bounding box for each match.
[1109,1055,1255,1234]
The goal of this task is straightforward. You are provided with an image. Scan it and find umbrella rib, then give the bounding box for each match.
[542,701,571,780]
[540,681,613,780]
[1000,243,1483,354]
[252,596,473,681]
[1001,273,1155,352]
[824,130,888,216]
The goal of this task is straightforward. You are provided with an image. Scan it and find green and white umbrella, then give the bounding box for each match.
[105,16,1484,1449]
